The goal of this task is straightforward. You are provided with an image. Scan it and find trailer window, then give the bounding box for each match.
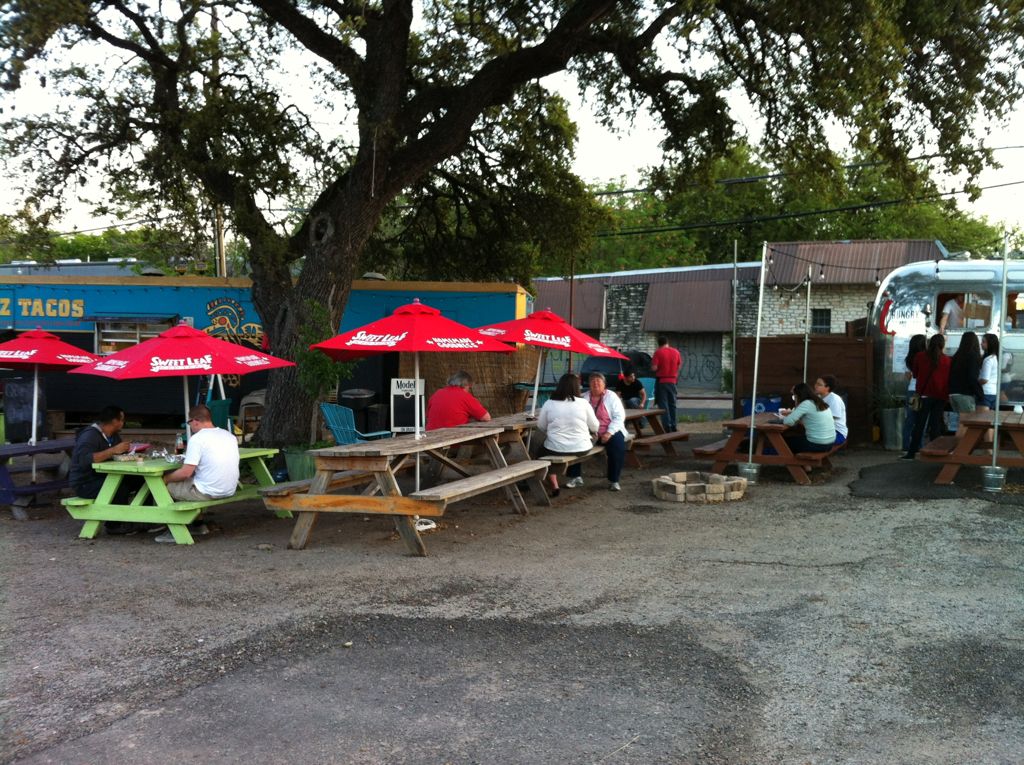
[937,291,992,332]
[1007,293,1024,330]
[95,320,173,354]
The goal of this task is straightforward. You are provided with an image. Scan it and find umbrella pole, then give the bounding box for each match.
[182,378,190,442]
[30,365,39,481]
[526,349,545,453]
[530,350,544,417]
[415,352,421,492]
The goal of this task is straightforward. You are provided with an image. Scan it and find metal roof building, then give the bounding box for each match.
[532,239,948,333]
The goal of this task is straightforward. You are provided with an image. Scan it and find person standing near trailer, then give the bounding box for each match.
[903,334,951,460]
[939,294,965,333]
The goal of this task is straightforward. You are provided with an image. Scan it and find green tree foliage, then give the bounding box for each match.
[587,143,1009,273]
[1,1,1022,443]
[364,90,606,283]
[0,219,199,267]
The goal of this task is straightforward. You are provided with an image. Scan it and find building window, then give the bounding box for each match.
[810,308,831,334]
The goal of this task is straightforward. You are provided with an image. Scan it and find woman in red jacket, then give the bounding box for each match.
[903,334,952,460]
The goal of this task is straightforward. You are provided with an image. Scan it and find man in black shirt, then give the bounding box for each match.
[616,370,647,409]
[70,405,136,534]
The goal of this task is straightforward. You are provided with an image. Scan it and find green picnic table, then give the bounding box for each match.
[62,447,283,544]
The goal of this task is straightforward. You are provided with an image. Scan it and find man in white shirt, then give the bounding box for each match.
[939,295,964,333]
[814,375,848,445]
[163,404,240,501]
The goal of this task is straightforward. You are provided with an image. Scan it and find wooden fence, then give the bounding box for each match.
[734,335,875,444]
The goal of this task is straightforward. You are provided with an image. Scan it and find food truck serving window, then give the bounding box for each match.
[936,292,992,332]
[88,315,179,355]
[1008,293,1024,330]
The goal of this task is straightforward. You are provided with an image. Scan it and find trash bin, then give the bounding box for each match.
[880,407,904,451]
[740,396,783,416]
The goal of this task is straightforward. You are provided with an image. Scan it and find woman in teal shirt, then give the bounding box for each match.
[780,382,836,453]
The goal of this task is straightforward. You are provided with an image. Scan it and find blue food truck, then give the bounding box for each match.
[0,262,530,436]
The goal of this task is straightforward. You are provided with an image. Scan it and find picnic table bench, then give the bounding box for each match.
[262,426,549,555]
[917,411,1024,484]
[62,447,281,544]
[542,445,606,476]
[624,408,689,467]
[0,437,76,519]
[694,413,844,485]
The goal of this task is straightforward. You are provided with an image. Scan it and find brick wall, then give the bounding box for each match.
[737,282,873,336]
[602,283,654,353]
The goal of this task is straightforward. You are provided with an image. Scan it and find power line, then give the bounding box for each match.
[592,144,1024,197]
[596,179,1024,239]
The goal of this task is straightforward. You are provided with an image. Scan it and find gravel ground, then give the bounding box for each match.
[2,432,1023,764]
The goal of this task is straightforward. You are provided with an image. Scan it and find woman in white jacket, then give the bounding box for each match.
[537,373,599,497]
[581,372,630,491]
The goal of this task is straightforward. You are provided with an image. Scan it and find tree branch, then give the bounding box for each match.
[249,0,364,81]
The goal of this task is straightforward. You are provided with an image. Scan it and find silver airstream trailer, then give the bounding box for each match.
[870,258,1024,404]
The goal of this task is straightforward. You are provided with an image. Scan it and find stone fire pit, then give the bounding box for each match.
[651,471,748,503]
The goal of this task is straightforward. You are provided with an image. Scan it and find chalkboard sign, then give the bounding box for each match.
[4,378,46,442]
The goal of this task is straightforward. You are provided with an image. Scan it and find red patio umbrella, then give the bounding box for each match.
[0,328,100,478]
[69,322,294,427]
[311,298,513,436]
[477,309,627,415]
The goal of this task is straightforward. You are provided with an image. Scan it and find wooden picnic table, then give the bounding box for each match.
[262,425,550,556]
[919,411,1024,484]
[0,437,77,519]
[623,408,689,467]
[694,413,842,486]
[62,447,280,544]
[458,413,539,462]
[460,408,688,471]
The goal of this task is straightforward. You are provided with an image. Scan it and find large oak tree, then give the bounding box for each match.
[2,0,1022,444]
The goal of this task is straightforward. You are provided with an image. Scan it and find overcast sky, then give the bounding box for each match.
[566,84,1024,246]
[3,69,1022,247]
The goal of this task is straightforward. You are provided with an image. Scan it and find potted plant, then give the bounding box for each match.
[871,386,906,451]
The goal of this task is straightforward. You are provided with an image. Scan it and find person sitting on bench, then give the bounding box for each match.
[616,370,647,409]
[583,372,630,492]
[69,404,140,535]
[425,370,491,430]
[779,382,836,454]
[163,404,239,502]
[536,373,598,497]
[814,374,848,446]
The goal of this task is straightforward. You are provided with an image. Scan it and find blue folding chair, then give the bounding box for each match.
[320,402,391,445]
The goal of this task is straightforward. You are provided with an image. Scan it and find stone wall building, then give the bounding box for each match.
[533,239,948,392]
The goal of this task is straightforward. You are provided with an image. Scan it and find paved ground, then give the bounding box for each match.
[2,432,1023,764]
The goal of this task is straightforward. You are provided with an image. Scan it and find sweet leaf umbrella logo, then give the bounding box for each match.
[69,322,294,428]
[0,328,102,480]
[311,299,513,437]
[478,309,626,416]
[312,299,514,491]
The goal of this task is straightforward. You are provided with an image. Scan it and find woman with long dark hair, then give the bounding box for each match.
[781,382,836,453]
[979,333,1000,411]
[536,373,598,496]
[903,334,927,452]
[903,334,951,459]
[948,331,983,415]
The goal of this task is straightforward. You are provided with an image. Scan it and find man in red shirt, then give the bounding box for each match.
[651,335,682,432]
[425,370,491,430]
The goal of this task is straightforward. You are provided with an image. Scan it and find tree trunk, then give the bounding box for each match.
[248,191,386,448]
